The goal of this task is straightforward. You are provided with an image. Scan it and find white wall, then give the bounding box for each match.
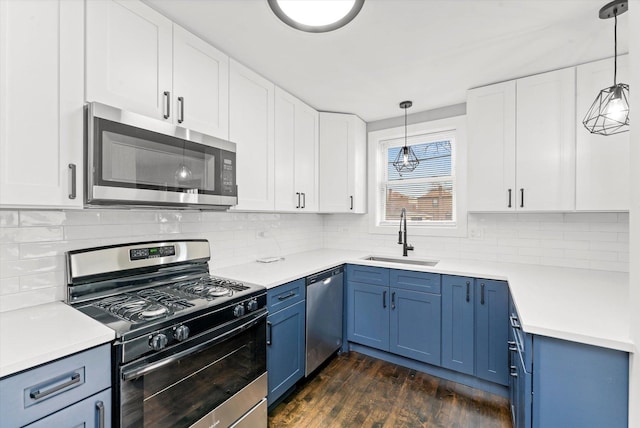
[0,209,324,312]
[324,212,629,271]
[627,0,639,426]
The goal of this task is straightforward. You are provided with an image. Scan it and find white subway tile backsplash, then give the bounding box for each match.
[0,208,629,312]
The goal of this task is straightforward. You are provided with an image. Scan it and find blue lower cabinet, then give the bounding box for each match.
[390,288,441,365]
[531,336,628,428]
[266,299,306,405]
[475,279,509,385]
[441,275,475,375]
[346,281,390,351]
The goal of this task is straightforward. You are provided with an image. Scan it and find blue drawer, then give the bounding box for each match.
[389,269,441,294]
[267,279,305,312]
[0,343,111,428]
[346,265,389,286]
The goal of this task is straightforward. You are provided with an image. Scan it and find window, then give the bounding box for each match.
[381,134,455,225]
[367,115,467,238]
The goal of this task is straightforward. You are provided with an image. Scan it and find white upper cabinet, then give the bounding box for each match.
[0,0,84,208]
[467,68,576,212]
[274,88,319,211]
[173,25,229,139]
[86,0,229,139]
[318,112,367,213]
[516,68,576,211]
[575,55,629,211]
[467,81,516,212]
[229,60,275,211]
[86,0,173,121]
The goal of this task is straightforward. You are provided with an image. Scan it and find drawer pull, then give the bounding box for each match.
[391,291,396,310]
[383,290,387,308]
[480,283,485,305]
[277,291,296,301]
[510,315,521,329]
[466,281,470,302]
[30,372,81,400]
[96,400,105,428]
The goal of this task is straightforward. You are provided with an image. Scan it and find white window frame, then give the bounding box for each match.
[368,115,467,237]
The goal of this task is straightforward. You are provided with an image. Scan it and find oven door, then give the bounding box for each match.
[118,312,267,428]
[86,102,237,209]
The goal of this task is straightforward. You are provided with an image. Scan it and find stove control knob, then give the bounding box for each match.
[174,325,190,342]
[247,299,258,312]
[233,304,245,318]
[150,333,168,351]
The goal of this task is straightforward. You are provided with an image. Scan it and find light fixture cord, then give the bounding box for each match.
[404,105,408,148]
[613,11,618,85]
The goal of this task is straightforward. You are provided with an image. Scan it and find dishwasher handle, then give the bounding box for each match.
[306,266,344,286]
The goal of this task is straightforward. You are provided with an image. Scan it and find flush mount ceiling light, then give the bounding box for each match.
[393,101,419,175]
[583,0,630,136]
[268,0,364,33]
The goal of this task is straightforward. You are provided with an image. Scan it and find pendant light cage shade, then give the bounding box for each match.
[393,145,420,174]
[393,100,419,174]
[583,83,630,135]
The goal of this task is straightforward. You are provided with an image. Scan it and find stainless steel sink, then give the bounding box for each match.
[363,256,439,267]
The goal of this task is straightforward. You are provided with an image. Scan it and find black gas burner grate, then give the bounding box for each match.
[171,275,249,299]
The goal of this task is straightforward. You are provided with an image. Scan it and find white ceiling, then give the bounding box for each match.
[145,0,629,122]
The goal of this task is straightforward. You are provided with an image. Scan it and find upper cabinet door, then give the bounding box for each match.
[575,55,629,211]
[467,81,517,212]
[230,59,275,211]
[173,25,229,140]
[516,68,576,211]
[86,0,172,120]
[274,88,319,211]
[0,0,84,208]
[319,112,366,213]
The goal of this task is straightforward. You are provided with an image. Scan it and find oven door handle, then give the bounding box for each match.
[121,311,268,381]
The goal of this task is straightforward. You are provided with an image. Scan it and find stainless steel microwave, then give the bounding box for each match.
[85,102,237,209]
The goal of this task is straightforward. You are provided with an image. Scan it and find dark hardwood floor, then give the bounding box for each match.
[268,351,512,428]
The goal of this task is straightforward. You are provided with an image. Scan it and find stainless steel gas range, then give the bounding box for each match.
[65,240,267,428]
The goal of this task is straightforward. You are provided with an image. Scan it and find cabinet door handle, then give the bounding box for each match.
[266,321,272,345]
[382,290,387,308]
[391,292,396,310]
[96,400,105,428]
[350,195,354,210]
[68,163,77,200]
[507,189,512,208]
[163,91,171,119]
[520,188,524,208]
[30,372,81,400]
[296,192,300,209]
[510,366,518,378]
[178,96,184,123]
[466,281,470,302]
[480,283,485,305]
[301,192,306,209]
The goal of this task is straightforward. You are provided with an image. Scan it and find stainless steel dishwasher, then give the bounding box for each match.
[305,266,344,376]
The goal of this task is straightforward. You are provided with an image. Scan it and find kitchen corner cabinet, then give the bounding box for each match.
[229,59,276,211]
[274,88,319,211]
[266,279,306,405]
[346,266,441,366]
[508,304,628,428]
[441,276,508,385]
[575,55,630,211]
[467,68,575,211]
[318,112,367,213]
[0,0,84,209]
[86,0,230,140]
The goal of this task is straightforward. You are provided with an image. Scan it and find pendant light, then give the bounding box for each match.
[393,101,419,174]
[583,0,629,135]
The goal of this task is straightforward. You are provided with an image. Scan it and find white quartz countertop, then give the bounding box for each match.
[212,249,634,353]
[0,302,115,378]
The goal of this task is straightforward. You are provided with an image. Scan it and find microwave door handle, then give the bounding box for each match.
[121,311,267,381]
